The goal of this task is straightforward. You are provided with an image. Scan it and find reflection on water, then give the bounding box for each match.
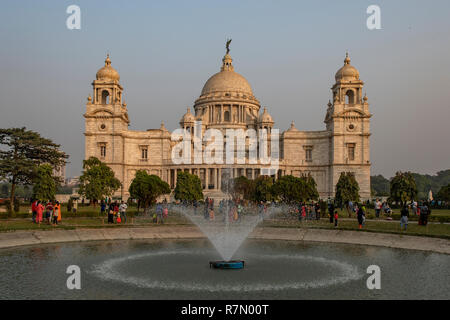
[0,239,448,300]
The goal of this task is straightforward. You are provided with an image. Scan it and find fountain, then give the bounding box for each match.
[169,168,285,269]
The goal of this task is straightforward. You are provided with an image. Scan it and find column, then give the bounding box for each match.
[174,169,177,187]
[218,168,222,191]
[205,168,209,189]
[216,168,219,190]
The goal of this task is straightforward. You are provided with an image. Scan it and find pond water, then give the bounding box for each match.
[0,239,448,299]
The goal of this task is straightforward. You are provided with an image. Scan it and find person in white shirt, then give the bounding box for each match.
[375,199,382,218]
[119,201,128,223]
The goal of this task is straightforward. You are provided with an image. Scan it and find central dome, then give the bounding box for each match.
[201,54,253,96]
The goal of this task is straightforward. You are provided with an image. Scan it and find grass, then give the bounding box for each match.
[0,205,449,239]
[0,209,191,232]
[262,218,450,239]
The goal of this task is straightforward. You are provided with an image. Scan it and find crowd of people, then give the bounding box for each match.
[201,197,245,222]
[100,200,129,224]
[30,195,434,232]
[31,200,61,225]
[398,200,431,231]
[155,201,169,224]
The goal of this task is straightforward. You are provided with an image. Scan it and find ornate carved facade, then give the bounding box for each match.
[84,50,371,200]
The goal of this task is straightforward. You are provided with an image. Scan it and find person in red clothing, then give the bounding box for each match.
[334,210,339,227]
[113,202,119,222]
[36,201,44,224]
[301,204,306,221]
[31,200,38,223]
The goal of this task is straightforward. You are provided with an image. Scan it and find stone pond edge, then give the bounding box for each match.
[0,226,448,254]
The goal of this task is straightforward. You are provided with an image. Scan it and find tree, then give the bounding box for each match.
[371,174,390,196]
[272,175,303,203]
[174,171,203,202]
[78,157,121,204]
[412,169,450,200]
[253,175,275,202]
[335,172,360,208]
[436,184,450,202]
[304,174,319,201]
[0,183,9,197]
[0,127,67,214]
[32,164,58,201]
[389,171,417,206]
[129,170,170,211]
[273,174,319,203]
[231,176,248,200]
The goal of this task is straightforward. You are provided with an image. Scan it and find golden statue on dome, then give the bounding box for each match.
[226,38,232,54]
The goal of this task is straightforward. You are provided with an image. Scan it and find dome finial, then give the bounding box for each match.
[160,121,167,131]
[221,53,234,72]
[344,52,350,65]
[105,53,111,66]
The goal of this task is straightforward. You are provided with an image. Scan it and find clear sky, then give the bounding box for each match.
[1,0,449,178]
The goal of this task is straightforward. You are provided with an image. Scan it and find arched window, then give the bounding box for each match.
[345,90,354,104]
[101,90,110,104]
[224,111,230,122]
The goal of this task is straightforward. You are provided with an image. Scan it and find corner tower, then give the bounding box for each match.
[84,55,129,189]
[325,53,371,199]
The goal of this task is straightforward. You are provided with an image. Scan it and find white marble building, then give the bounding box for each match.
[84,50,371,200]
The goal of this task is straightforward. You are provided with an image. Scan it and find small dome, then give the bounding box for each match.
[335,53,359,82]
[180,108,195,124]
[96,54,120,81]
[287,121,299,132]
[258,107,274,123]
[201,53,253,96]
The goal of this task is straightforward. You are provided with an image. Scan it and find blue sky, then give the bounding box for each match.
[1,0,449,177]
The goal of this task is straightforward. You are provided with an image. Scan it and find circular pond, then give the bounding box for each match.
[0,239,448,299]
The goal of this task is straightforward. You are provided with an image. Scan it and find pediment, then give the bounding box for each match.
[336,108,367,118]
[86,108,114,118]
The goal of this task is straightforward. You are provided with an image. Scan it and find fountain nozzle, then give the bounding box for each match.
[209,260,245,269]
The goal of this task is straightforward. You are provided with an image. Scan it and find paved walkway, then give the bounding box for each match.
[0,225,448,254]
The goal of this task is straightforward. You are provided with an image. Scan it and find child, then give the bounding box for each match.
[334,210,338,227]
[52,203,59,225]
[45,201,53,225]
[209,208,215,221]
[116,212,122,224]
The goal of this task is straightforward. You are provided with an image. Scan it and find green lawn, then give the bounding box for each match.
[0,205,449,239]
[262,218,450,239]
